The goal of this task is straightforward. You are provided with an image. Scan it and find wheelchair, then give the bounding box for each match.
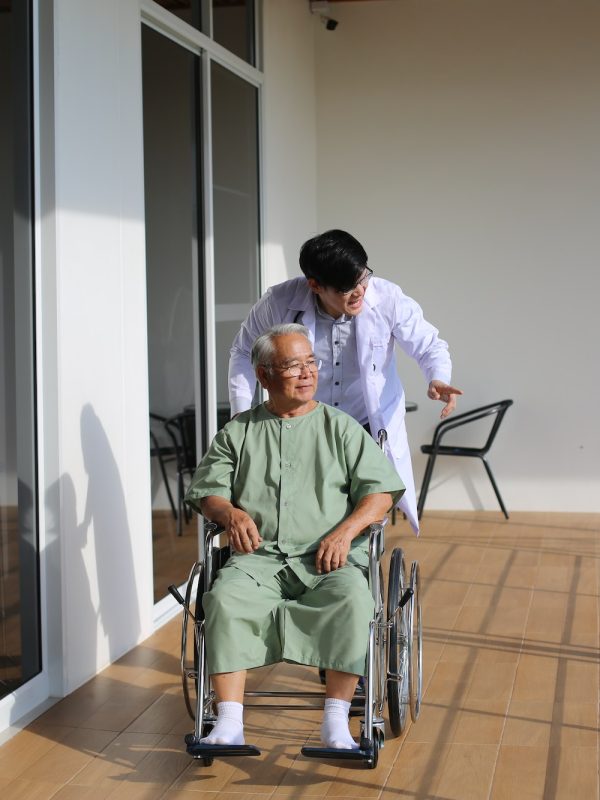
[168,432,423,770]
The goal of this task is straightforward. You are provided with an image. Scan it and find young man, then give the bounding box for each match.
[228,229,462,532]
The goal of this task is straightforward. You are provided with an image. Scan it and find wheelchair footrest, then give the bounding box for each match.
[185,736,261,759]
[301,745,370,761]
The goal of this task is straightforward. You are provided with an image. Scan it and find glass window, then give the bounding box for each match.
[211,62,260,425]
[152,0,256,66]
[152,0,206,32]
[0,0,40,701]
[142,26,204,603]
[212,0,256,65]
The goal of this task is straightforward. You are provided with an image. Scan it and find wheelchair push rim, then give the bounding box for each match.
[180,560,203,720]
[386,547,409,736]
[408,561,423,723]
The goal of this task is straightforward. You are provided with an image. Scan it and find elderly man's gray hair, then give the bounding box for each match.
[251,324,311,369]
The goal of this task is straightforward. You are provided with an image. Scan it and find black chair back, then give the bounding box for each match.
[418,399,513,519]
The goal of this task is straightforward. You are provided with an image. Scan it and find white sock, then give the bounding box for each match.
[200,701,245,745]
[320,698,359,750]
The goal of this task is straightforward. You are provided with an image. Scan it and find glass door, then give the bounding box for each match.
[0,0,40,702]
[141,5,261,607]
[142,26,205,604]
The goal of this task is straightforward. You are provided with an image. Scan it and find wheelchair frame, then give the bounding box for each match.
[170,517,422,769]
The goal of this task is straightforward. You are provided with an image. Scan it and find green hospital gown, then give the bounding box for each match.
[185,402,405,674]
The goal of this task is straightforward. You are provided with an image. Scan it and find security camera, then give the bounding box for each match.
[310,2,339,31]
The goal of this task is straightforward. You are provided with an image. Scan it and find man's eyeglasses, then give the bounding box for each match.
[265,358,322,378]
[336,267,373,296]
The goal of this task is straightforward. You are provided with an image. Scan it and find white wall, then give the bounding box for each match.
[262,0,318,287]
[315,0,600,512]
[43,0,154,694]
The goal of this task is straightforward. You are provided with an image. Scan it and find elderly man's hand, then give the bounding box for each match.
[427,380,464,419]
[225,508,262,554]
[315,530,354,574]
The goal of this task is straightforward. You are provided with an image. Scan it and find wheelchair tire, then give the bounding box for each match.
[386,548,409,736]
[408,561,423,723]
[181,561,204,720]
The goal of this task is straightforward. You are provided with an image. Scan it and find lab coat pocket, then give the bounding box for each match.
[370,338,388,373]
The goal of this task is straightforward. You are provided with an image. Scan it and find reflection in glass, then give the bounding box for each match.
[213,0,255,64]
[211,63,260,424]
[152,0,204,31]
[142,26,203,603]
[0,0,41,701]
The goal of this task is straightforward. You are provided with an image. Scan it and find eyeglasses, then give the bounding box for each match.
[336,267,373,296]
[265,358,322,378]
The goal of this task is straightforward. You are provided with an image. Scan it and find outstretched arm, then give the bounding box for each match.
[200,495,263,554]
[315,492,392,574]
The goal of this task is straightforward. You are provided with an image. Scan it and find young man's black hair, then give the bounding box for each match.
[299,229,368,293]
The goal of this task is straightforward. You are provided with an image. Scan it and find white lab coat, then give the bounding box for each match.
[228,276,452,533]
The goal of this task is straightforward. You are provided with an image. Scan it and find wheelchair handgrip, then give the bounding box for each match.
[168,584,185,606]
[399,588,414,609]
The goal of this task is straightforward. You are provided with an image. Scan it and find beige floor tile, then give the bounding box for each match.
[0,724,74,781]
[502,700,555,747]
[422,579,471,607]
[165,792,277,800]
[452,699,508,745]
[465,662,517,704]
[105,780,171,799]
[172,756,237,793]
[433,743,498,800]
[23,728,119,784]
[405,700,459,744]
[535,566,575,593]
[548,703,600,748]
[525,606,568,644]
[490,745,549,799]
[0,779,64,800]
[555,657,599,703]
[51,786,115,799]
[381,740,450,797]
[512,654,560,702]
[422,661,472,706]
[548,746,598,798]
[421,604,462,632]
[68,732,165,786]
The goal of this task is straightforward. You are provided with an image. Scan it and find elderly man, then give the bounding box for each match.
[185,324,404,750]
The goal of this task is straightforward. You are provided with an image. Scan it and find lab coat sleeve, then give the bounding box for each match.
[390,284,452,384]
[228,288,280,414]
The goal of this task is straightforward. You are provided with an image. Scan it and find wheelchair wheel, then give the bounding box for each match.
[181,561,204,720]
[408,561,423,723]
[386,548,409,736]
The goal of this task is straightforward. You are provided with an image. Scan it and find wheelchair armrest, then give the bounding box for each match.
[368,521,386,565]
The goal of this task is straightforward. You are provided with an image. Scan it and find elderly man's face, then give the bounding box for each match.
[258,334,318,409]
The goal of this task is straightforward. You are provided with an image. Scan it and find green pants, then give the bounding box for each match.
[203,563,374,676]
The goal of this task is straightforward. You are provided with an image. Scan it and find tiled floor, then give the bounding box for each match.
[1,512,598,799]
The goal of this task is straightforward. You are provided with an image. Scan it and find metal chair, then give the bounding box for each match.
[149,412,177,521]
[164,408,197,536]
[417,399,513,519]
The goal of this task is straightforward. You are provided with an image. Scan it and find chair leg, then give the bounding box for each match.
[177,471,184,536]
[481,457,509,519]
[417,455,436,520]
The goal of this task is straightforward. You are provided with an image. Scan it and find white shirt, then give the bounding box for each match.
[313,301,368,425]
